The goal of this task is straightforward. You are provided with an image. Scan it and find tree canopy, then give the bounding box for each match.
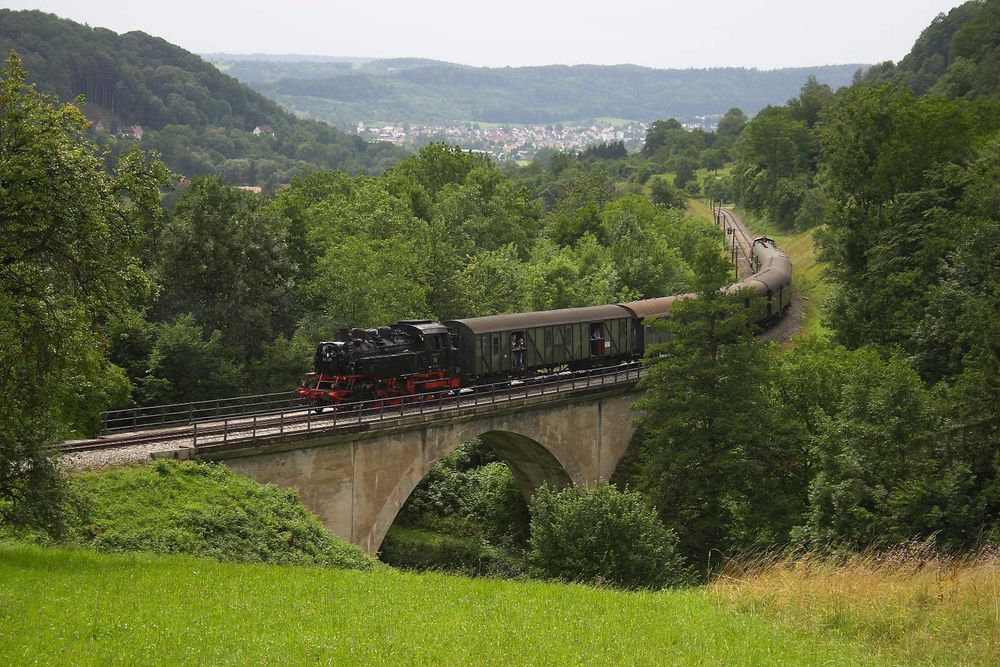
[0,52,169,531]
[0,10,406,184]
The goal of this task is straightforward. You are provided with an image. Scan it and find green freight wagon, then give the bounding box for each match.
[445,305,636,383]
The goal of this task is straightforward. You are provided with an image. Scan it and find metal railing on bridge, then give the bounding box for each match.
[188,361,643,450]
[100,390,304,435]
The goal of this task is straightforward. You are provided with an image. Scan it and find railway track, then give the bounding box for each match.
[60,363,644,457]
[718,207,755,277]
[62,210,770,463]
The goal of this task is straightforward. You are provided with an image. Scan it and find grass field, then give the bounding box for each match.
[712,547,1000,665]
[2,542,890,665]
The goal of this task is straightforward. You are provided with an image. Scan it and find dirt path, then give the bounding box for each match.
[719,208,804,343]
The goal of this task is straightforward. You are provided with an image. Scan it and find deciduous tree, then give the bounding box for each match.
[622,241,794,566]
[0,52,168,531]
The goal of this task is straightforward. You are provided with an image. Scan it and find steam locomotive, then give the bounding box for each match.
[298,237,791,409]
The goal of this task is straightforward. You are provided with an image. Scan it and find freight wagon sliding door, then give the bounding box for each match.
[479,333,504,376]
[557,324,573,365]
[490,332,502,374]
[604,318,630,355]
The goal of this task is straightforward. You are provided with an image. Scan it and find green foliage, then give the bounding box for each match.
[818,84,1000,354]
[0,52,168,534]
[540,167,614,245]
[864,0,1000,99]
[156,176,296,359]
[768,336,1000,551]
[138,316,244,405]
[312,235,431,327]
[580,140,627,160]
[233,58,861,128]
[522,242,586,310]
[622,241,797,566]
[0,11,405,182]
[526,481,690,589]
[396,440,531,550]
[671,155,699,189]
[787,76,834,128]
[715,107,748,149]
[601,195,694,298]
[802,350,942,547]
[379,525,524,577]
[732,105,814,227]
[68,460,372,569]
[454,245,525,316]
[430,163,541,259]
[384,142,490,218]
[642,118,687,155]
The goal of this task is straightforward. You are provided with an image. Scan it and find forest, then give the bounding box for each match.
[0,10,406,184]
[1,0,999,589]
[227,57,861,128]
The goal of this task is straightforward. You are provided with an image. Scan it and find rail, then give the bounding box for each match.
[187,361,643,450]
[100,390,304,434]
[711,203,754,277]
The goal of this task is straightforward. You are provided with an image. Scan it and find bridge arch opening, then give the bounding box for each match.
[373,430,574,568]
[477,430,574,498]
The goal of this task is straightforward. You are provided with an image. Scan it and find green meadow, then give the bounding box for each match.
[2,543,880,665]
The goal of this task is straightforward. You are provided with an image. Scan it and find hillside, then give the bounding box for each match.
[0,10,406,183]
[209,56,865,128]
[864,0,1000,98]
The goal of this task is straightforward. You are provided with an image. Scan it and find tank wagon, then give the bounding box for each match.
[298,237,791,409]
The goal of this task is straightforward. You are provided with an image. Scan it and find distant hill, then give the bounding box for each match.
[202,53,375,64]
[863,0,1000,99]
[211,58,866,129]
[0,10,406,184]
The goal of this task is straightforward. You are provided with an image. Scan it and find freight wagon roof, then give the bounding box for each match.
[446,304,631,335]
[617,293,693,319]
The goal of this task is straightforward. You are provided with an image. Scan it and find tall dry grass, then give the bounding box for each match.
[710,541,1000,664]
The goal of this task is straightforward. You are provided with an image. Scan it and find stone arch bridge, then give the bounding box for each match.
[168,381,642,554]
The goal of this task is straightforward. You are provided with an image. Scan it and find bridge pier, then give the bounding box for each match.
[197,386,642,554]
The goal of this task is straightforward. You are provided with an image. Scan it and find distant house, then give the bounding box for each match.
[91,120,106,133]
[118,125,143,140]
[237,186,263,194]
[252,124,275,136]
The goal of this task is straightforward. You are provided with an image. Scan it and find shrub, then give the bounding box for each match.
[650,178,687,209]
[397,440,531,548]
[379,525,524,577]
[69,460,372,570]
[527,481,690,589]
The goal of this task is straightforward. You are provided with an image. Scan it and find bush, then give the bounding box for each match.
[397,440,530,548]
[527,481,690,589]
[68,460,373,570]
[650,178,687,209]
[379,525,524,577]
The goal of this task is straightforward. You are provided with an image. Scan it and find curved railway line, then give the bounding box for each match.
[715,205,755,278]
[62,208,793,465]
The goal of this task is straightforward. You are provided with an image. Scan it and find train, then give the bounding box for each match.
[298,237,791,409]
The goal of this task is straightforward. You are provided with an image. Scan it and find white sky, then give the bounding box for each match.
[1,0,965,69]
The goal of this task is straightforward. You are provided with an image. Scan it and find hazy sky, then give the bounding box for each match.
[1,0,965,69]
